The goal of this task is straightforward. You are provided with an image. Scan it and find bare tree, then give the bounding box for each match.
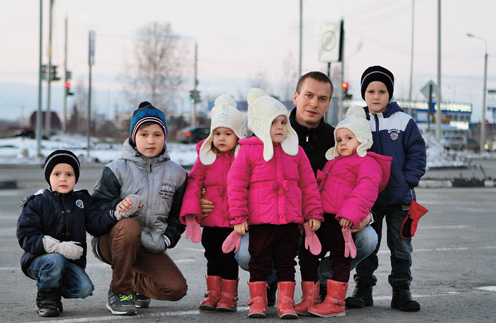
[121,22,189,113]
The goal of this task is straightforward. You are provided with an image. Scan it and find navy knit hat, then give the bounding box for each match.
[360,65,395,101]
[44,150,80,184]
[129,101,168,143]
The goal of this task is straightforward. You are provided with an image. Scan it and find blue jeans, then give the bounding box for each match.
[355,205,413,286]
[235,232,277,285]
[318,225,378,286]
[28,253,94,299]
[235,227,378,286]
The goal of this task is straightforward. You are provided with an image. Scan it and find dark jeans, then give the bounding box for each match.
[201,227,239,279]
[299,213,352,283]
[355,205,413,286]
[248,223,299,282]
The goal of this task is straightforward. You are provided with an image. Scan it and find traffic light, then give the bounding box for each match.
[65,81,74,96]
[49,65,61,82]
[189,89,201,103]
[342,81,352,100]
[41,64,47,81]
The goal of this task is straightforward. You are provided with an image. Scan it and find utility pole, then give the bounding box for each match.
[408,0,415,116]
[87,30,95,157]
[45,0,54,138]
[63,16,68,132]
[36,0,43,157]
[298,0,302,76]
[435,0,442,141]
[192,42,198,127]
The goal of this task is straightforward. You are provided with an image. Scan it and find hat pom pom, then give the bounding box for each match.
[247,88,266,105]
[346,105,366,119]
[214,94,236,108]
[138,101,151,108]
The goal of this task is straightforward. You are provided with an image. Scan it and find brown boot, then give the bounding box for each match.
[247,281,268,318]
[277,281,298,319]
[307,280,348,317]
[216,278,239,312]
[294,281,320,315]
[199,276,222,310]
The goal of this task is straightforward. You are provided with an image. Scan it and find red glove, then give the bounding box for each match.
[222,231,241,253]
[342,227,356,258]
[401,200,428,239]
[304,222,322,256]
[185,216,201,243]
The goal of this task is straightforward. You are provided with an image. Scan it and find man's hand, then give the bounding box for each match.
[308,218,321,231]
[234,221,248,236]
[351,213,372,233]
[200,190,214,217]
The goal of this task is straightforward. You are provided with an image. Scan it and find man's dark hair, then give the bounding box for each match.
[295,71,334,94]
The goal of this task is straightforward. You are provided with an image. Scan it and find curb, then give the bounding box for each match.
[419,179,495,188]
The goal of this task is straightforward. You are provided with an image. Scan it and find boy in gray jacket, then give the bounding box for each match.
[92,101,188,315]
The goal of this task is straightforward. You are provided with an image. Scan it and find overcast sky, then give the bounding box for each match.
[1,0,495,123]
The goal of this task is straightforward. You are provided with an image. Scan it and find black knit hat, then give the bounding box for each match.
[360,65,395,101]
[44,150,80,184]
[129,101,168,143]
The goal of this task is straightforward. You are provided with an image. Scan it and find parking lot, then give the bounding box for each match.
[1,163,496,322]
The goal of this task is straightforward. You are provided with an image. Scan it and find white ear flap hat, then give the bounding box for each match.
[247,88,298,162]
[199,94,247,165]
[325,105,373,160]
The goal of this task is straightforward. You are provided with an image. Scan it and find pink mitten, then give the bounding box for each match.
[185,216,201,243]
[303,222,322,256]
[342,227,356,258]
[222,231,241,253]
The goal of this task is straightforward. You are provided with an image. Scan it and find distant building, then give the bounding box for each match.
[29,111,62,132]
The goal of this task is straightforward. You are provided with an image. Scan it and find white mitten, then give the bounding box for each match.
[114,194,142,220]
[43,236,84,260]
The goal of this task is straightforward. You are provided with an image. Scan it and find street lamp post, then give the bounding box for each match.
[467,33,488,152]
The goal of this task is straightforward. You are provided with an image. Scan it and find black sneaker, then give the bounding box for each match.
[133,291,151,308]
[36,290,61,317]
[106,290,137,315]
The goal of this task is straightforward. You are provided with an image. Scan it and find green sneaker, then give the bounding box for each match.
[106,290,137,315]
[133,291,151,308]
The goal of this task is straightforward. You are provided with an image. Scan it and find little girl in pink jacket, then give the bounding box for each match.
[227,88,324,319]
[179,95,247,312]
[297,105,392,318]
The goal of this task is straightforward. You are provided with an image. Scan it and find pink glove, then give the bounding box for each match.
[342,227,356,258]
[303,222,322,256]
[222,231,241,253]
[185,216,201,243]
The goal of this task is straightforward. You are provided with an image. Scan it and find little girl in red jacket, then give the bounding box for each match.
[179,95,247,312]
[297,105,392,318]
[227,88,324,319]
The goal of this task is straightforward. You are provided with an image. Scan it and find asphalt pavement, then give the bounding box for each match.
[1,161,495,322]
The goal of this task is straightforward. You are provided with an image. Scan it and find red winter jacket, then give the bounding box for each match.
[316,152,391,228]
[180,140,234,228]
[227,137,323,226]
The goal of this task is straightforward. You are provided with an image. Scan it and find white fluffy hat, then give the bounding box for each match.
[325,105,373,160]
[247,88,298,161]
[199,94,247,165]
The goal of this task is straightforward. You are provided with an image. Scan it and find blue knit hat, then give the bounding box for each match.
[129,101,168,143]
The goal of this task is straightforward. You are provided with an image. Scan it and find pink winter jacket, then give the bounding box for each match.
[180,140,234,228]
[227,137,324,226]
[316,152,392,228]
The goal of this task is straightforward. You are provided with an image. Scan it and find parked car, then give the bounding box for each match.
[440,136,480,152]
[440,136,466,151]
[175,126,210,144]
[466,138,480,153]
